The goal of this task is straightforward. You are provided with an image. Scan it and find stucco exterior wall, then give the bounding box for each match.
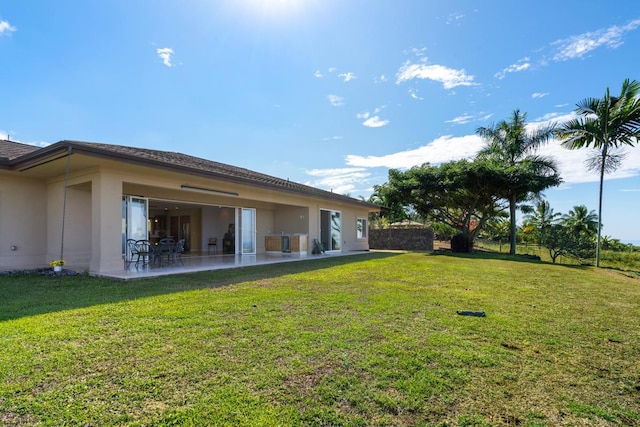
[273,206,309,235]
[0,173,47,268]
[338,206,370,252]
[90,170,124,272]
[2,151,375,274]
[56,186,92,267]
[255,208,274,253]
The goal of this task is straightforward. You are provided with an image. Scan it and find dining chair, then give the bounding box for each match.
[207,237,217,254]
[126,239,138,268]
[159,238,176,263]
[176,239,186,263]
[133,240,153,267]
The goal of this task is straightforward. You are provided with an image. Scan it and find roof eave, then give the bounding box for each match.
[9,140,381,210]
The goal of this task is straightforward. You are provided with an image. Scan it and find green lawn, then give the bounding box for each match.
[1,252,639,426]
[475,240,640,272]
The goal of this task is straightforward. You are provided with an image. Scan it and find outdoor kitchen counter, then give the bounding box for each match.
[265,234,308,253]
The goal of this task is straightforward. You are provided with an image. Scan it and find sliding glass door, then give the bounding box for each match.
[122,196,149,256]
[239,208,256,254]
[320,209,341,252]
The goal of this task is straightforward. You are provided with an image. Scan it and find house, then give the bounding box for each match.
[0,139,380,275]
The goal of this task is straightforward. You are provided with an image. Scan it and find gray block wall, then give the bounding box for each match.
[369,228,434,251]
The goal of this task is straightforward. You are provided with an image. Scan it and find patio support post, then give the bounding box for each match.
[90,172,124,273]
[58,147,72,269]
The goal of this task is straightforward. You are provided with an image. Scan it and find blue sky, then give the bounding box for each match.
[2,1,639,243]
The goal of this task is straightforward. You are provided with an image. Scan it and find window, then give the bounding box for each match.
[356,218,368,239]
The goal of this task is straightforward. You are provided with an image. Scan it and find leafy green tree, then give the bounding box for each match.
[541,223,594,263]
[600,235,626,252]
[523,199,561,247]
[384,159,506,250]
[367,184,408,227]
[556,79,640,266]
[477,110,561,255]
[430,222,458,241]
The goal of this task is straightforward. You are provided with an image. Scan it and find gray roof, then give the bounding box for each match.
[1,139,379,210]
[0,140,41,160]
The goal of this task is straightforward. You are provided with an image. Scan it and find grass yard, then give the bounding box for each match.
[474,240,640,272]
[1,252,639,426]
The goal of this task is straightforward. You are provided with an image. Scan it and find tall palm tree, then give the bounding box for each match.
[556,79,640,266]
[476,110,560,255]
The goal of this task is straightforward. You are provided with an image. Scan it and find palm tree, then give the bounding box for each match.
[476,110,560,255]
[368,184,408,226]
[483,216,511,252]
[556,79,640,267]
[562,205,599,237]
[523,199,561,247]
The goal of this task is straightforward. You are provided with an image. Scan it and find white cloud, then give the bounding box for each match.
[492,19,640,81]
[29,141,50,148]
[362,116,389,128]
[328,67,337,73]
[446,13,465,25]
[339,72,357,82]
[307,167,367,177]
[396,60,475,89]
[322,135,344,141]
[539,141,640,184]
[446,114,474,125]
[346,134,485,169]
[156,47,174,67]
[551,18,640,61]
[358,108,388,128]
[519,113,640,184]
[404,47,427,57]
[531,111,575,126]
[305,167,371,194]
[0,20,16,35]
[446,112,493,125]
[374,74,388,83]
[343,132,640,185]
[494,58,530,80]
[532,92,549,99]
[339,111,640,190]
[327,94,344,106]
[314,70,323,78]
[408,88,423,100]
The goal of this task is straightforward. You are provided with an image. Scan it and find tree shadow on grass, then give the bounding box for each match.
[428,248,549,265]
[0,252,402,322]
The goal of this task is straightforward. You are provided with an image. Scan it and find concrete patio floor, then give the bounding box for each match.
[97,251,367,280]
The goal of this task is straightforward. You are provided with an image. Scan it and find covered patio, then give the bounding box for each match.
[1,140,380,275]
[94,250,366,280]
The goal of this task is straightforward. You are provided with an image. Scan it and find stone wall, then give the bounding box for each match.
[369,228,434,251]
